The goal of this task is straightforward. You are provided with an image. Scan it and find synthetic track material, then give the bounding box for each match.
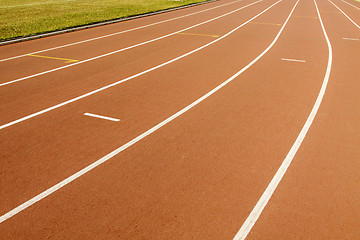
[0,0,282,222]
[1,0,359,238]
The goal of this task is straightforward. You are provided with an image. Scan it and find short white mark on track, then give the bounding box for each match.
[84,113,120,122]
[281,58,306,62]
[342,37,359,40]
[0,0,245,62]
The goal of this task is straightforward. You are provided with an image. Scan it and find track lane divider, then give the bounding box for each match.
[0,0,245,62]
[328,0,360,29]
[342,37,359,40]
[0,0,279,131]
[233,0,332,238]
[340,0,360,10]
[0,0,263,87]
[0,0,284,223]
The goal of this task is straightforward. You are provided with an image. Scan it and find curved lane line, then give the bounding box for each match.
[0,0,275,130]
[0,0,244,62]
[233,0,332,238]
[340,0,360,10]
[0,0,262,87]
[329,0,360,29]
[0,0,284,223]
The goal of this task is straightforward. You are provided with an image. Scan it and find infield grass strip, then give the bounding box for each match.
[0,0,209,41]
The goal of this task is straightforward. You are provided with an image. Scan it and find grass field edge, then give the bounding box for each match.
[0,0,217,46]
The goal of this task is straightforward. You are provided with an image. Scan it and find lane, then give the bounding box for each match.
[3,0,354,239]
[0,0,289,218]
[0,0,237,60]
[0,0,244,62]
[0,0,264,84]
[329,0,360,28]
[0,0,242,62]
[0,0,280,127]
[340,0,360,10]
[338,0,360,11]
[234,0,332,238]
[243,0,360,239]
[0,0,272,83]
[0,0,334,238]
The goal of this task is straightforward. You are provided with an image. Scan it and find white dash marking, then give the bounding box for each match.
[342,37,359,41]
[281,58,306,63]
[84,113,120,122]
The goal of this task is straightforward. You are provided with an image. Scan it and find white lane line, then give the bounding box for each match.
[341,0,360,10]
[342,37,359,40]
[0,0,263,87]
[233,0,332,239]
[84,113,120,122]
[329,0,360,29]
[281,58,306,62]
[0,0,244,62]
[0,0,279,130]
[0,0,285,223]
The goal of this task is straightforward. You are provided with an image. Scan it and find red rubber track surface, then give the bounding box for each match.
[0,0,359,239]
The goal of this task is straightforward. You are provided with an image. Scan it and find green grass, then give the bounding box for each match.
[0,0,209,41]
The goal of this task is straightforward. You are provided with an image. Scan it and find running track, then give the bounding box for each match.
[0,0,359,238]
